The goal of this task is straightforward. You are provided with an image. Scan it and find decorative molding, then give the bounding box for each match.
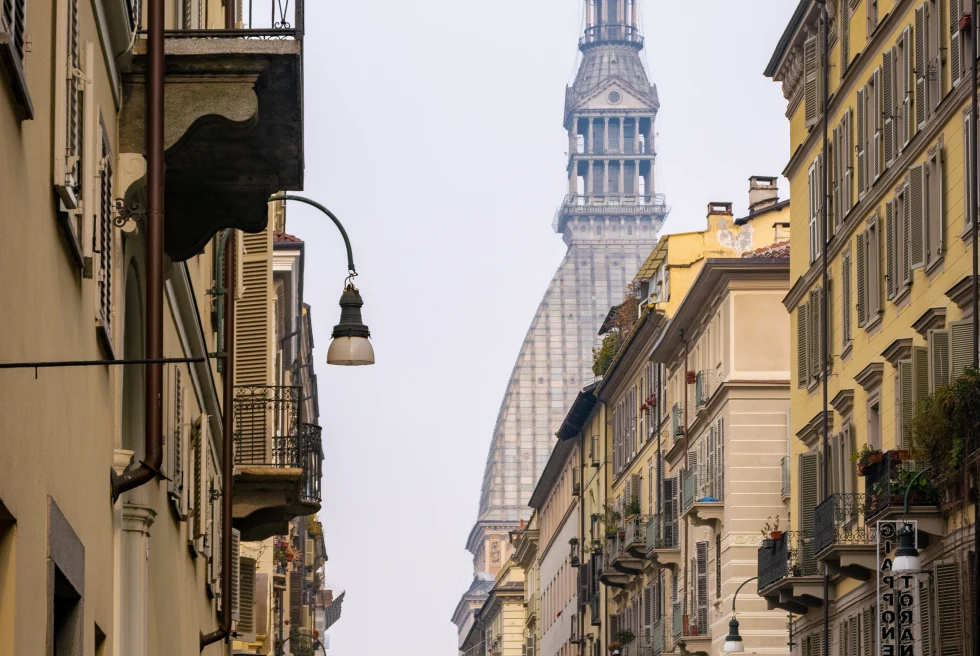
[881,338,914,366]
[911,307,947,337]
[122,504,157,536]
[797,410,834,449]
[830,388,855,417]
[945,276,975,317]
[854,362,885,391]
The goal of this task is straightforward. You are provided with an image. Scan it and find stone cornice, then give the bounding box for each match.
[881,338,914,366]
[912,307,947,337]
[830,388,855,417]
[784,76,971,309]
[796,410,834,449]
[854,362,885,391]
[945,275,975,316]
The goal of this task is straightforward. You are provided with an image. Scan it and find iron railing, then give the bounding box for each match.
[141,0,304,39]
[552,193,669,230]
[234,385,301,466]
[618,515,647,554]
[646,514,678,550]
[580,24,644,49]
[863,452,939,519]
[694,371,711,409]
[757,531,818,591]
[814,493,873,555]
[299,423,322,503]
[780,456,791,499]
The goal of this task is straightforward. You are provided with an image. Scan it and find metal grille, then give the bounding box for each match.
[814,493,873,555]
[299,423,322,503]
[863,452,938,519]
[97,124,113,343]
[757,531,818,591]
[233,385,300,466]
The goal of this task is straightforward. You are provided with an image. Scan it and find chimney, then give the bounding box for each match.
[748,176,780,213]
[706,202,733,230]
[707,202,733,216]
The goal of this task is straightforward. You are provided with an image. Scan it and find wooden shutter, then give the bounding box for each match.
[230,529,241,622]
[236,227,274,386]
[52,0,84,215]
[915,5,928,127]
[840,0,850,72]
[935,562,965,656]
[809,159,819,263]
[909,163,927,269]
[832,126,841,232]
[799,451,820,572]
[168,368,186,516]
[190,420,203,546]
[913,344,929,415]
[288,571,303,625]
[829,434,841,495]
[716,418,724,500]
[798,303,809,387]
[873,67,883,179]
[950,319,975,379]
[902,28,914,145]
[886,201,896,299]
[695,541,708,634]
[707,425,716,500]
[928,328,951,392]
[856,231,867,326]
[809,289,821,381]
[2,0,27,62]
[951,0,962,85]
[965,112,974,231]
[929,144,944,261]
[715,534,722,598]
[897,360,914,449]
[804,35,819,127]
[857,87,867,194]
[862,606,873,656]
[644,585,653,637]
[97,124,114,348]
[867,217,881,317]
[238,557,256,634]
[843,109,854,210]
[842,248,852,345]
[902,181,913,284]
[920,576,934,656]
[883,54,895,164]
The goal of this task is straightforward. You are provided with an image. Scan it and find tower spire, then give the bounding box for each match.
[581,0,644,51]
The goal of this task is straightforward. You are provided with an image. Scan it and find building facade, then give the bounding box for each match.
[763,1,978,654]
[456,0,668,637]
[0,0,329,652]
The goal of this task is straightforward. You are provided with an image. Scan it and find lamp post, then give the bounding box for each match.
[723,576,758,653]
[267,195,375,366]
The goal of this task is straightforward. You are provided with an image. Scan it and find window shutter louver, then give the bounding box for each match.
[873,67,883,179]
[936,562,965,656]
[716,418,724,500]
[850,615,860,656]
[707,425,716,499]
[910,163,927,268]
[804,35,820,127]
[857,88,867,194]
[965,113,974,230]
[898,360,914,449]
[695,541,708,634]
[97,124,114,347]
[950,0,962,84]
[856,232,867,326]
[841,1,850,73]
[842,248,852,345]
[902,28,914,145]
[799,451,820,572]
[237,228,274,386]
[844,109,854,210]
[238,557,256,634]
[862,606,873,656]
[867,217,881,317]
[915,5,927,127]
[809,289,821,382]
[931,144,944,259]
[949,320,975,379]
[2,0,27,62]
[839,621,846,656]
[932,0,943,104]
[288,570,303,625]
[883,54,895,164]
[809,159,820,263]
[928,328,951,392]
[715,534,722,598]
[832,126,841,231]
[190,421,203,547]
[913,344,929,414]
[919,577,934,656]
[830,434,841,495]
[903,180,913,284]
[798,303,809,388]
[886,201,897,298]
[231,529,241,621]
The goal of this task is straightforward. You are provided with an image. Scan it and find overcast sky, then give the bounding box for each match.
[285,2,799,654]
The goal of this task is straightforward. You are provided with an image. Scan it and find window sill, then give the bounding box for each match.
[841,342,853,362]
[0,34,34,120]
[893,286,912,309]
[925,256,945,278]
[961,223,975,243]
[865,314,883,335]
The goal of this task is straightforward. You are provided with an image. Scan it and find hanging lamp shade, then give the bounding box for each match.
[326,284,375,366]
[723,618,745,653]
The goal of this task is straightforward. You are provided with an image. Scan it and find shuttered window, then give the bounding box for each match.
[883,50,896,165]
[910,162,927,269]
[840,0,850,74]
[965,110,974,231]
[53,0,86,255]
[96,122,114,354]
[896,353,928,450]
[867,0,879,32]
[809,288,821,382]
[716,418,724,500]
[695,541,708,635]
[809,157,821,263]
[935,561,965,655]
[867,216,881,318]
[1,0,27,66]
[949,319,975,380]
[926,142,945,266]
[288,570,303,625]
[189,419,203,550]
[843,109,853,212]
[901,28,914,147]
[230,529,241,621]
[168,367,187,517]
[797,301,809,387]
[872,67,883,180]
[950,0,963,85]
[842,246,852,348]
[886,201,897,299]
[238,556,256,634]
[799,451,819,573]
[900,181,913,287]
[804,34,820,128]
[928,328,951,392]
[237,228,274,386]
[857,87,868,195]
[715,534,722,599]
[915,5,928,128]
[919,576,934,656]
[856,230,867,326]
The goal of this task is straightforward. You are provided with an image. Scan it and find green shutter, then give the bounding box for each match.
[798,303,809,387]
[909,162,927,269]
[935,562,965,656]
[950,319,975,380]
[897,360,913,449]
[799,451,820,573]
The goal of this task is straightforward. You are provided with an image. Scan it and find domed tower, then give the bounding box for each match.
[454,2,667,646]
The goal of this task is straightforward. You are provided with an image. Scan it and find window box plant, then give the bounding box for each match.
[851,444,882,475]
[613,629,635,645]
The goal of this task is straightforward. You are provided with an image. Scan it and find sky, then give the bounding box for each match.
[284,1,800,654]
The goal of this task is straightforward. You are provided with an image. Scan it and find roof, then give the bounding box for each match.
[634,237,669,281]
[734,198,791,225]
[554,382,600,442]
[765,0,810,77]
[273,231,302,243]
[568,46,659,111]
[742,240,791,259]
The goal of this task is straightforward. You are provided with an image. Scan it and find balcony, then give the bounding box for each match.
[694,371,711,411]
[615,515,648,563]
[552,193,669,232]
[579,23,644,51]
[681,469,724,528]
[232,385,322,541]
[671,403,684,438]
[756,531,825,615]
[599,539,629,588]
[814,493,876,582]
[118,0,304,261]
[863,452,942,535]
[645,515,681,570]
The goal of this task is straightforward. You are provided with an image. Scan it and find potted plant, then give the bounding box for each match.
[769,515,782,541]
[602,503,621,538]
[851,444,882,475]
[624,498,642,519]
[761,516,781,545]
[614,629,636,645]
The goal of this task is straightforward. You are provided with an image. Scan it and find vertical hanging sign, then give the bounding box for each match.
[876,521,921,656]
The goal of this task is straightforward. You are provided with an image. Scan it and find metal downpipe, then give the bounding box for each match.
[202,231,236,649]
[110,0,165,503]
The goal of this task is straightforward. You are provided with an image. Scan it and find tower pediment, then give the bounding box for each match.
[573,79,656,113]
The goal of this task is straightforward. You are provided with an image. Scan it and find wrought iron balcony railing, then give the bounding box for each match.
[863,452,939,520]
[299,423,323,504]
[757,531,818,591]
[646,514,678,550]
[815,493,873,555]
[694,371,711,409]
[618,515,647,554]
[234,385,301,466]
[143,0,304,39]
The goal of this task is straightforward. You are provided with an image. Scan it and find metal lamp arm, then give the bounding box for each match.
[268,195,357,274]
[732,575,758,614]
[903,467,930,517]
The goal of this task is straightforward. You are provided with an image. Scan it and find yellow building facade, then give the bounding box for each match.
[765,1,977,653]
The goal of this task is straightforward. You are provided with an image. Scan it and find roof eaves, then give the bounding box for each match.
[765,0,810,77]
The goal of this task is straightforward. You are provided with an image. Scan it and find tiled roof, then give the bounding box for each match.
[273,231,302,243]
[742,240,790,259]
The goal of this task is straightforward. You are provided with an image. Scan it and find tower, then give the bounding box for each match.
[453,2,667,645]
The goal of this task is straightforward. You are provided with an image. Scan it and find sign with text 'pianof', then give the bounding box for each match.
[876,521,921,656]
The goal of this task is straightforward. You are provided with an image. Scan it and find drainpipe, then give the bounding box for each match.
[680,329,689,627]
[817,6,830,656]
[202,231,236,649]
[579,427,586,656]
[111,0,165,503]
[969,5,980,656]
[225,0,235,28]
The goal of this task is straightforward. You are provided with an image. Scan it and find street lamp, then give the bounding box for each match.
[723,576,758,653]
[268,195,375,366]
[891,467,930,574]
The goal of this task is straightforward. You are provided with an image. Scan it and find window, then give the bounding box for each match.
[900,27,913,147]
[871,67,882,181]
[798,451,820,572]
[96,119,114,357]
[832,110,854,233]
[695,542,708,635]
[841,246,853,351]
[855,216,881,328]
[882,48,896,166]
[0,0,32,118]
[715,534,722,599]
[804,33,821,128]
[829,423,854,495]
[166,366,188,519]
[925,140,945,269]
[950,0,965,86]
[840,0,850,74]
[808,157,822,263]
[53,0,87,262]
[964,109,975,232]
[867,0,878,34]
[868,398,881,450]
[914,2,942,128]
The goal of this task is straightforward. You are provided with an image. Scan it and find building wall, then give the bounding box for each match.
[539,506,579,656]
